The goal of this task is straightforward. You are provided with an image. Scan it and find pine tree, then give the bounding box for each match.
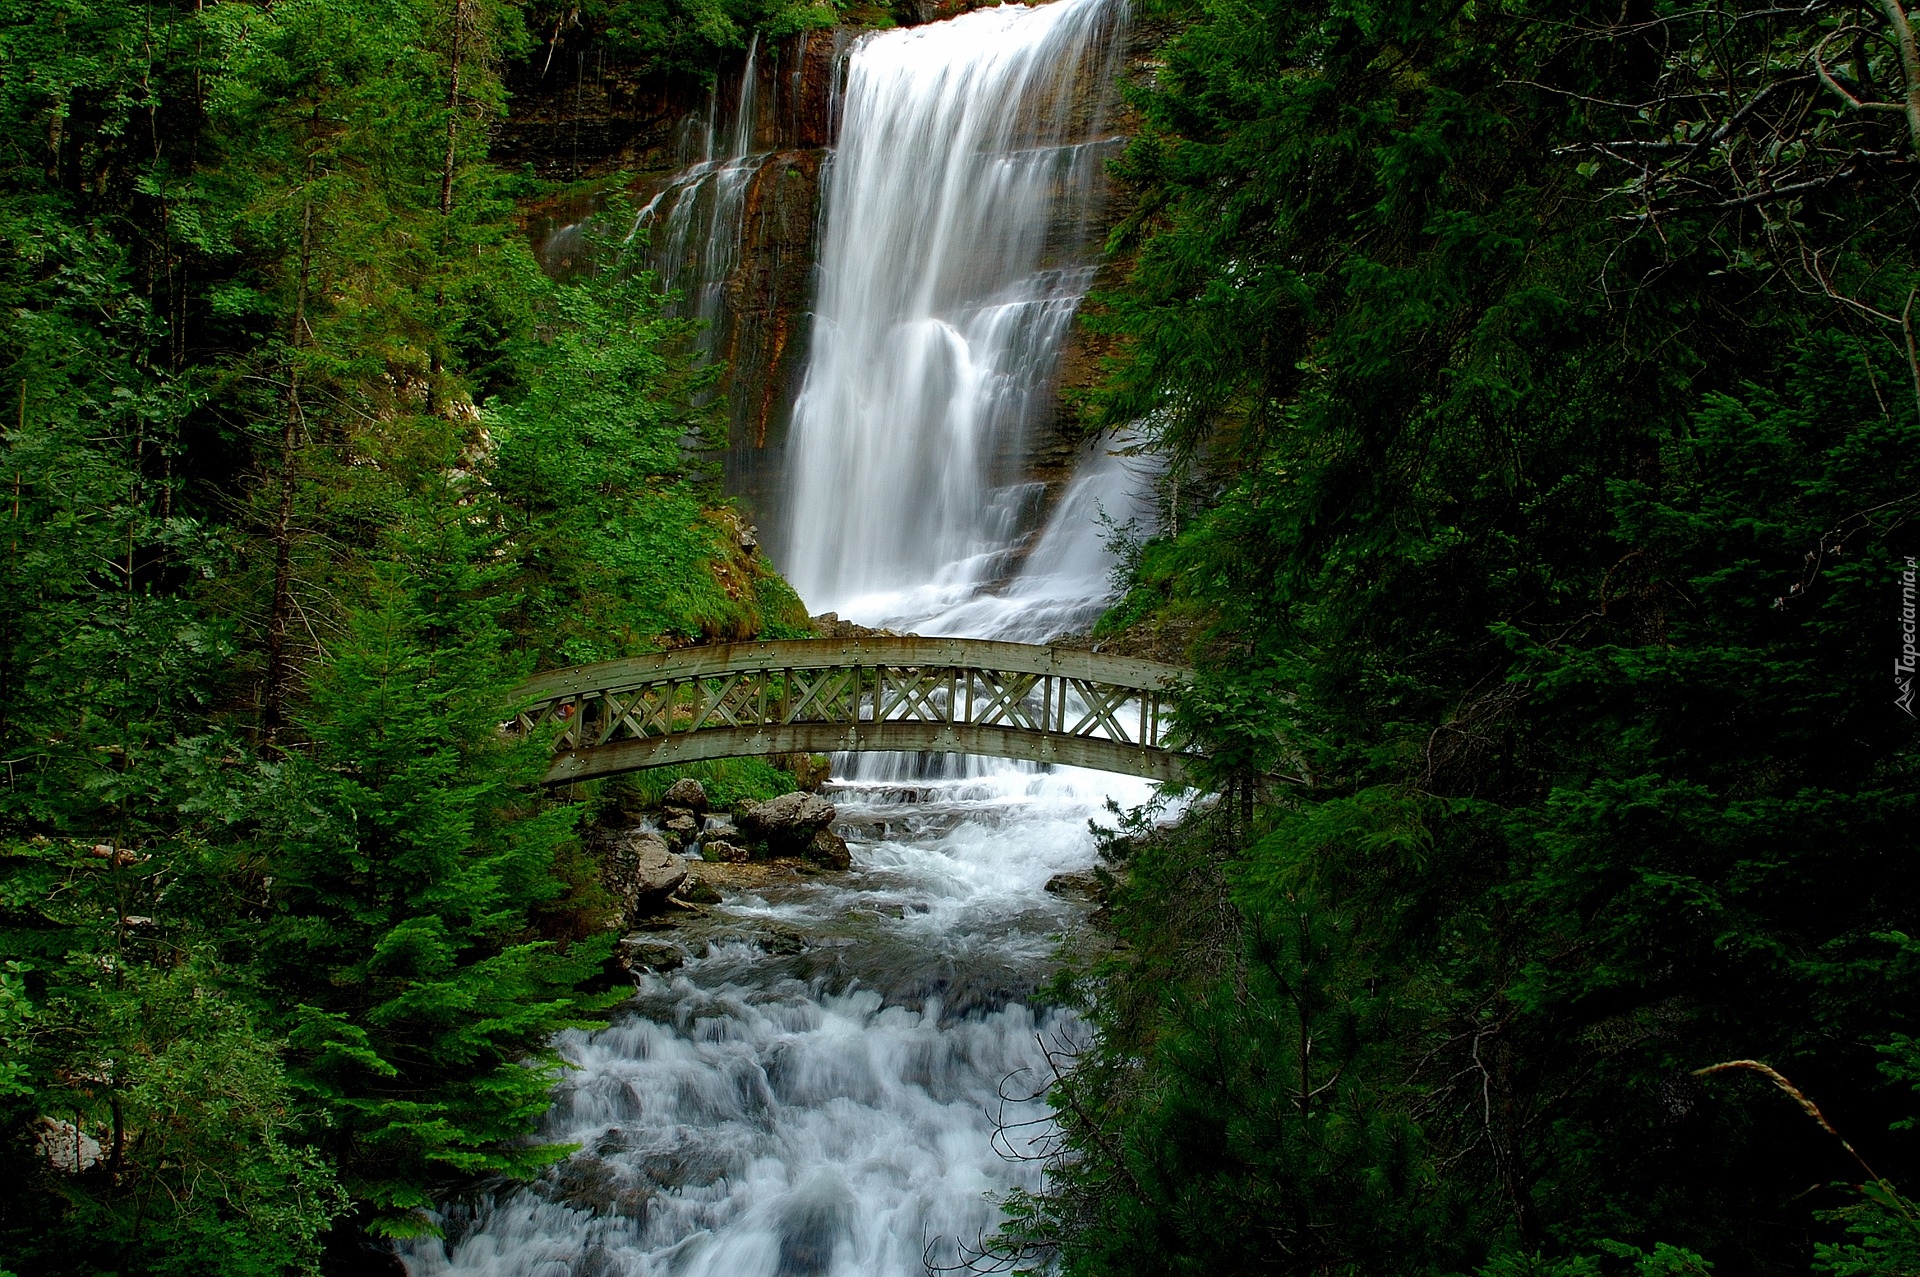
[250,490,616,1235]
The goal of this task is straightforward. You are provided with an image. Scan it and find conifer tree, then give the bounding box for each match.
[251,490,616,1235]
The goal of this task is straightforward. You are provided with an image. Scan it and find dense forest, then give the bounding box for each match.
[1,0,1917,1275]
[1009,0,1920,1273]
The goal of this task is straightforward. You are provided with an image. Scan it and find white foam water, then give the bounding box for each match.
[835,435,1157,643]
[401,770,1158,1277]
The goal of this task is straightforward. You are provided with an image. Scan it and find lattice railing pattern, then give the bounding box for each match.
[512,637,1191,762]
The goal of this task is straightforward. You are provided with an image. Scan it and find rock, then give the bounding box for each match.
[549,1154,623,1213]
[632,835,689,896]
[604,831,689,922]
[738,791,837,854]
[660,778,708,812]
[677,875,723,905]
[661,810,700,850]
[35,1117,101,1173]
[703,818,742,842]
[619,937,685,972]
[725,922,808,957]
[773,751,833,791]
[1044,871,1107,902]
[804,828,852,870]
[701,838,750,864]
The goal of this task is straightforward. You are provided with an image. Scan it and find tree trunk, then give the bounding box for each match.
[262,191,313,737]
[440,0,466,217]
[1881,0,1920,157]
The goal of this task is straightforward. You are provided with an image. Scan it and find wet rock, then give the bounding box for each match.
[809,612,911,640]
[611,1187,652,1222]
[637,1139,734,1191]
[661,810,700,850]
[678,875,723,905]
[703,818,743,841]
[620,936,686,972]
[805,828,852,871]
[575,1243,626,1277]
[775,1174,854,1276]
[1045,870,1107,902]
[702,838,750,864]
[605,831,689,922]
[661,778,709,812]
[738,792,837,854]
[547,1154,624,1214]
[745,924,809,956]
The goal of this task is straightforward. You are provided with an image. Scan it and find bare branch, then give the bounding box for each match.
[1814,26,1909,113]
[1880,0,1920,154]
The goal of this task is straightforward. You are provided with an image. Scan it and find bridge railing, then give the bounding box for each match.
[513,637,1195,779]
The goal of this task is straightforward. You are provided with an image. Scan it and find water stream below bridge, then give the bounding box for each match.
[403,2,1149,1272]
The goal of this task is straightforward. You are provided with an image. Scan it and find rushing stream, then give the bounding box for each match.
[404,2,1144,1272]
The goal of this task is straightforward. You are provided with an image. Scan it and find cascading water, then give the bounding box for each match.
[777,0,1127,615]
[404,5,1156,1273]
[887,435,1158,643]
[635,36,766,369]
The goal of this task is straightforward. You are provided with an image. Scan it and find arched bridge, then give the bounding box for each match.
[516,637,1196,784]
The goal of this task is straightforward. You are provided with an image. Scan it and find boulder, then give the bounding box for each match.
[35,1118,101,1173]
[805,829,852,870]
[701,838,750,864]
[677,874,723,904]
[661,810,700,850]
[604,831,689,922]
[631,834,688,895]
[738,792,837,854]
[660,778,709,812]
[619,936,686,972]
[1044,871,1107,902]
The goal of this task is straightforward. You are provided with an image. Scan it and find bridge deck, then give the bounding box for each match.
[515,637,1197,784]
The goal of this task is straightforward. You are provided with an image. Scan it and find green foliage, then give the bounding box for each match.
[1057,845,1467,1273]
[1049,0,1920,1272]
[599,756,801,813]
[248,502,619,1226]
[490,259,787,660]
[531,0,841,79]
[1479,1242,1714,1277]
[0,833,343,1276]
[1815,1195,1920,1277]
[31,970,343,1276]
[1815,1020,1920,1276]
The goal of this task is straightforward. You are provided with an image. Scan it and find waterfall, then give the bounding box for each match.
[635,36,766,368]
[779,0,1127,619]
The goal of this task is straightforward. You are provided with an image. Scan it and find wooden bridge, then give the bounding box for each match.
[516,637,1197,784]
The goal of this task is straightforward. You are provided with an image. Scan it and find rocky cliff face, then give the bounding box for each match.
[498,12,1161,530]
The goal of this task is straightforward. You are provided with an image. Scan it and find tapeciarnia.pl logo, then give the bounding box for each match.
[1900,556,1918,718]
